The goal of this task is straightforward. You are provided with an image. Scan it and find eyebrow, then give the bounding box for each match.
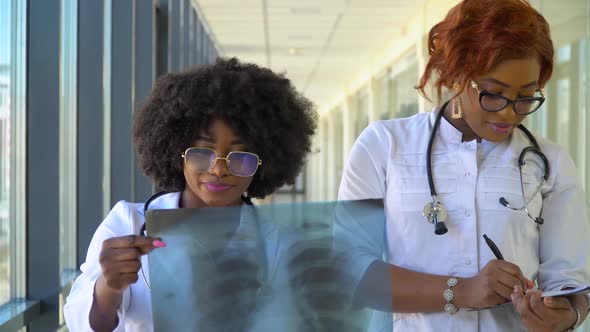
[481,78,538,89]
[196,136,244,145]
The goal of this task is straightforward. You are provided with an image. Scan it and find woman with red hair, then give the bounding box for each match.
[339,0,590,331]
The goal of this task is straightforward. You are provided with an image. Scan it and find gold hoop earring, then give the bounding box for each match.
[452,83,463,119]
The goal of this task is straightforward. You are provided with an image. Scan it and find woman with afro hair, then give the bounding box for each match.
[339,0,590,331]
[64,57,317,332]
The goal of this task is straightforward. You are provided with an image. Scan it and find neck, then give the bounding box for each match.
[180,189,203,208]
[179,188,244,208]
[442,101,481,143]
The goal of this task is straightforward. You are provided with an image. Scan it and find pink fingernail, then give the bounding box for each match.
[153,240,167,248]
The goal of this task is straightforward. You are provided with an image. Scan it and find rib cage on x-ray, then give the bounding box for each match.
[282,204,364,332]
[147,206,267,332]
[146,200,387,332]
[195,220,265,331]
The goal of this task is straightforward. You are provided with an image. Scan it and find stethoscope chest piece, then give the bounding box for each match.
[423,201,448,224]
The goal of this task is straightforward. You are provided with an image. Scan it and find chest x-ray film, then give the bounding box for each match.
[145,199,392,332]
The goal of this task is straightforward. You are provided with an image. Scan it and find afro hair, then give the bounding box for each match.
[133,57,318,199]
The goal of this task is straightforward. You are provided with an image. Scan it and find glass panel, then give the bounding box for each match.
[0,0,12,305]
[294,171,304,192]
[355,92,369,138]
[555,78,570,152]
[59,0,78,294]
[582,36,589,205]
[333,109,343,199]
[321,119,329,200]
[389,52,419,119]
[556,44,571,63]
[102,0,112,215]
[531,0,588,202]
[377,73,390,120]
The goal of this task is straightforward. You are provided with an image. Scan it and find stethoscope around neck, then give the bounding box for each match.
[138,192,254,236]
[423,100,550,235]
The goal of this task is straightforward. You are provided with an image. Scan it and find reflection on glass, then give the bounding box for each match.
[524,4,590,331]
[333,109,343,197]
[580,38,588,193]
[321,119,329,200]
[59,0,78,295]
[146,200,389,332]
[388,53,419,119]
[530,0,589,199]
[377,74,390,120]
[556,78,570,152]
[0,0,11,305]
[557,44,571,63]
[355,92,369,137]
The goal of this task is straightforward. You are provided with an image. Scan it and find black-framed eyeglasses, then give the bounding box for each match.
[470,81,545,115]
[181,147,262,177]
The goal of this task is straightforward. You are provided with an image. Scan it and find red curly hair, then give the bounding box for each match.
[417,0,554,103]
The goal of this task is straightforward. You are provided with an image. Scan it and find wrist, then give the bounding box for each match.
[90,275,123,331]
[94,275,124,312]
[452,277,473,309]
[563,298,581,332]
[97,274,125,295]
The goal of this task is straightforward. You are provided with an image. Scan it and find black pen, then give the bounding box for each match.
[483,234,504,260]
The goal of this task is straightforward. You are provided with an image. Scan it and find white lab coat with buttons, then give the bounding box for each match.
[338,108,590,331]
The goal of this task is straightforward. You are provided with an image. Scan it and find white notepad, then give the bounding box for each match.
[541,285,590,298]
[466,285,590,311]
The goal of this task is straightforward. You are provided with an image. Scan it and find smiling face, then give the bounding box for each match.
[451,58,543,142]
[181,118,255,208]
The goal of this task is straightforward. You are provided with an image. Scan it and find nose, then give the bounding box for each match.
[209,157,231,177]
[497,102,523,120]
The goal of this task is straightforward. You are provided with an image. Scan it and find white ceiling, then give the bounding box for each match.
[196,0,430,108]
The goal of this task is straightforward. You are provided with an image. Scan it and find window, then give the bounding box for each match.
[376,73,390,120]
[332,109,343,199]
[59,0,78,300]
[0,0,12,305]
[354,91,369,138]
[388,51,419,119]
[321,118,329,200]
[531,0,589,327]
[529,0,589,208]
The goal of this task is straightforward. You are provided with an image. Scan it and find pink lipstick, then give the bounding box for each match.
[204,182,232,192]
[488,122,513,134]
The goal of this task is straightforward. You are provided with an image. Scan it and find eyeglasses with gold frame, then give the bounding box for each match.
[181,147,262,177]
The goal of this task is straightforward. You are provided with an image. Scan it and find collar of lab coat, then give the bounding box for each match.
[142,192,182,215]
[431,107,463,146]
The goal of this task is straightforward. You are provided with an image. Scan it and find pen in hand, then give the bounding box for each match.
[483,234,504,260]
[483,234,536,292]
